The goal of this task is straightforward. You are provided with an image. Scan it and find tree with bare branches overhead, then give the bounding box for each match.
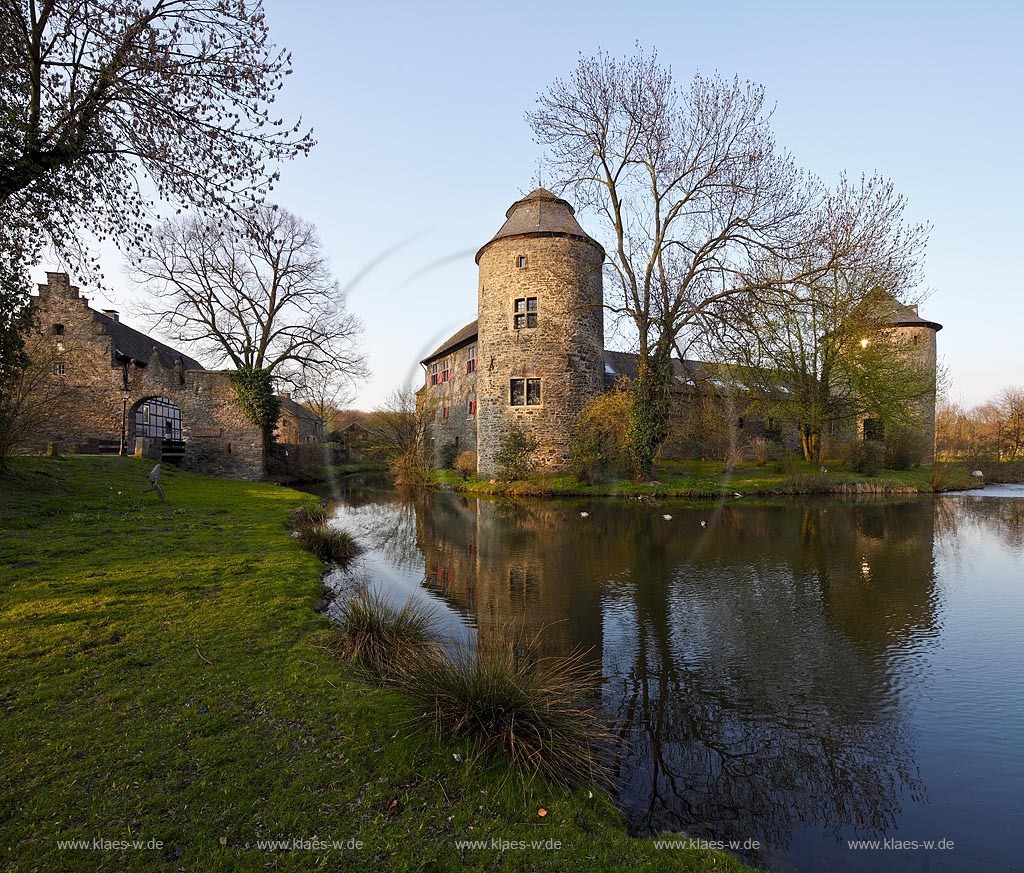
[131,204,367,392]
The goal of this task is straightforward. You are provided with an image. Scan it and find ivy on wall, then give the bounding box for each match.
[230,367,280,437]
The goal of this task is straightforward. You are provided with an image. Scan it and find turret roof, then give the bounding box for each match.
[475,187,604,263]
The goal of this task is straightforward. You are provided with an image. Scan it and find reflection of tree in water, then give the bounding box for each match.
[361,489,941,863]
[328,488,423,572]
[604,498,934,859]
[940,494,1024,553]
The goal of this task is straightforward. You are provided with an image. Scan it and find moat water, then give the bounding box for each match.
[322,481,1024,873]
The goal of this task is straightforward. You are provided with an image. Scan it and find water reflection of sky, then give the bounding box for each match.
[323,484,1023,873]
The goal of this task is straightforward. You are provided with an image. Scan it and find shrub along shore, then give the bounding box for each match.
[0,456,754,873]
[432,458,979,499]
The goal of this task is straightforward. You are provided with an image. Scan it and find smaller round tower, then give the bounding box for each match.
[475,188,605,476]
[889,303,942,464]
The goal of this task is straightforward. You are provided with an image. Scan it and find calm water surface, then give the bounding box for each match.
[323,482,1024,873]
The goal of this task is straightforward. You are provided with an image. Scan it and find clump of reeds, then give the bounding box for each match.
[290,501,361,563]
[331,589,437,679]
[291,501,328,528]
[297,523,361,563]
[396,638,608,788]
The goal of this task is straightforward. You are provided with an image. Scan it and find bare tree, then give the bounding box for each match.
[365,386,437,484]
[131,204,367,387]
[529,48,822,477]
[294,363,355,438]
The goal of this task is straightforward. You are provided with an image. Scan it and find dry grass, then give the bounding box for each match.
[331,589,437,679]
[396,637,609,789]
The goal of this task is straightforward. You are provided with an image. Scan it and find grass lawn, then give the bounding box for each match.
[433,458,976,498]
[0,456,754,872]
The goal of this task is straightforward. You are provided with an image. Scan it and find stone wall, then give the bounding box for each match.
[179,371,265,479]
[476,236,604,476]
[421,343,479,467]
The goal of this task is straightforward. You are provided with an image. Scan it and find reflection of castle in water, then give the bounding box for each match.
[412,492,942,866]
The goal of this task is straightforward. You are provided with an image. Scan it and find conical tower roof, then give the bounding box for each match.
[475,187,604,263]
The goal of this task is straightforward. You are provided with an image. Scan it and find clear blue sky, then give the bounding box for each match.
[54,0,1024,410]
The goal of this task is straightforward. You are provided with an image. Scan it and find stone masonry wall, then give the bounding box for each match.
[476,235,604,476]
[421,344,478,467]
[895,324,939,465]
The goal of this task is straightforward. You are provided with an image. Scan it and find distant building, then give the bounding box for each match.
[275,393,324,445]
[419,188,942,473]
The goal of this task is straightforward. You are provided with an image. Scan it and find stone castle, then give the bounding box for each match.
[23,272,322,478]
[420,188,942,474]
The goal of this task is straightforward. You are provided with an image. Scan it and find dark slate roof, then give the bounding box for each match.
[94,311,205,371]
[475,187,605,263]
[421,320,478,365]
[278,395,323,423]
[602,350,727,392]
[862,288,942,332]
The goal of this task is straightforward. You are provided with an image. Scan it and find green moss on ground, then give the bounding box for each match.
[0,456,753,872]
[434,459,976,498]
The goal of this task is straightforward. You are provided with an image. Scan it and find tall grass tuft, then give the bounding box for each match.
[297,523,361,563]
[290,501,360,564]
[397,638,607,788]
[332,590,437,679]
[291,501,328,528]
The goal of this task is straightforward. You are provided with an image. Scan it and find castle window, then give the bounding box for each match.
[468,399,476,416]
[443,406,450,420]
[514,297,537,329]
[52,362,65,376]
[52,323,64,336]
[466,345,478,373]
[430,359,451,385]
[517,255,528,269]
[510,378,541,406]
[863,418,884,441]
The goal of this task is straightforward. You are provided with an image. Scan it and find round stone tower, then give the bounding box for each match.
[889,303,942,465]
[475,188,605,476]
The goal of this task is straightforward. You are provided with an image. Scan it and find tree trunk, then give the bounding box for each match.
[800,426,821,464]
[626,351,672,480]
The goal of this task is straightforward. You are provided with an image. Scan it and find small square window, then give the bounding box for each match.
[52,323,64,336]
[517,256,527,269]
[52,362,65,376]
